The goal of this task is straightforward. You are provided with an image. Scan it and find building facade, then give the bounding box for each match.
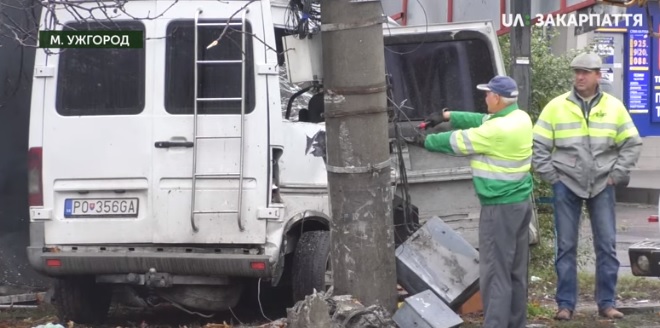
[382,0,660,136]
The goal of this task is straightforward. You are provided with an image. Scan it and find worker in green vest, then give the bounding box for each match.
[407,75,533,328]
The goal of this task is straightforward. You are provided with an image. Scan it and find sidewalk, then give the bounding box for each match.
[578,202,659,277]
[617,137,660,205]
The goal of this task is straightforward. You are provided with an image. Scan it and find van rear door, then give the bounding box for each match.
[150,1,269,244]
[41,6,157,244]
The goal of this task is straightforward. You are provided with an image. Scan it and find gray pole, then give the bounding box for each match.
[510,0,531,112]
[321,0,397,313]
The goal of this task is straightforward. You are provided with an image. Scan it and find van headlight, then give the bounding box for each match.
[637,255,650,273]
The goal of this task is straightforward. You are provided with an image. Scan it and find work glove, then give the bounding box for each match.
[420,108,449,129]
[404,132,426,148]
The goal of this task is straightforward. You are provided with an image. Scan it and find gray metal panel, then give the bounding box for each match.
[532,0,561,15]
[409,0,448,26]
[383,0,591,31]
[393,290,463,328]
[380,0,448,26]
[506,0,561,18]
[380,1,402,21]
[568,0,592,7]
[453,0,500,28]
[395,217,480,308]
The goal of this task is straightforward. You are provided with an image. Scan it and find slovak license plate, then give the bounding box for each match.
[64,198,139,218]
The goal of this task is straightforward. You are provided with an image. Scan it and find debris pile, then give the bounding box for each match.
[391,217,481,328]
[283,217,481,328]
[286,288,396,328]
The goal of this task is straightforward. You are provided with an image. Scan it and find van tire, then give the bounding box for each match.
[54,276,112,324]
[292,230,331,302]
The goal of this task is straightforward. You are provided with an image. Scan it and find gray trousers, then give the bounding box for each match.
[479,199,532,328]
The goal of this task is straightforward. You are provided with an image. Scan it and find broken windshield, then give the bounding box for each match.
[385,38,496,120]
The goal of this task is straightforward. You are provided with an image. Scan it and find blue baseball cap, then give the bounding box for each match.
[476,76,519,98]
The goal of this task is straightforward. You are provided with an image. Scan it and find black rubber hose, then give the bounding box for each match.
[285,85,314,119]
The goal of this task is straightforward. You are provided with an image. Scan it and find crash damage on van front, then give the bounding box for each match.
[25,0,536,324]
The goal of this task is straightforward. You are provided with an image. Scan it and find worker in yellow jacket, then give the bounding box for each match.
[408,75,533,328]
[532,52,642,321]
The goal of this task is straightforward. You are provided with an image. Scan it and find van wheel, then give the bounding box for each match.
[54,276,112,324]
[292,230,332,302]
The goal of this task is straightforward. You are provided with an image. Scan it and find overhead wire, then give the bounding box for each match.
[381,0,430,56]
[284,0,321,39]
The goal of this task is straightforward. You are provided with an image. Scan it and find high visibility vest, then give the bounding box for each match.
[425,104,534,205]
[532,90,642,198]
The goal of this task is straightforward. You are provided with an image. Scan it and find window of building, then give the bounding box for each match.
[164,19,255,115]
[56,21,145,116]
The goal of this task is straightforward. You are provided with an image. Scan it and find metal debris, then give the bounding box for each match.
[286,288,397,328]
[287,290,332,328]
[395,217,480,309]
[393,290,463,328]
[0,292,47,304]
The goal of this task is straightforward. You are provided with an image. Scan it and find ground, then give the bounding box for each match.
[1,202,658,327]
[458,273,660,328]
[459,202,660,328]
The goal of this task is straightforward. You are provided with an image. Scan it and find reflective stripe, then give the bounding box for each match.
[472,168,529,181]
[449,133,461,153]
[556,136,585,147]
[473,155,531,169]
[533,133,553,146]
[591,136,613,145]
[554,136,614,148]
[589,122,617,141]
[555,122,582,130]
[615,121,639,144]
[461,131,475,153]
[617,121,635,134]
[590,122,617,130]
[536,119,553,130]
[449,131,475,154]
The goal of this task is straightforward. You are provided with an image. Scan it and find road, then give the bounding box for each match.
[578,202,659,276]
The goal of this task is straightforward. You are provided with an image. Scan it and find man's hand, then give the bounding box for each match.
[425,108,450,128]
[607,177,615,185]
[404,132,426,148]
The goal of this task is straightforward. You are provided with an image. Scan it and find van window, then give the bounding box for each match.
[164,20,255,115]
[56,21,145,116]
[385,39,496,120]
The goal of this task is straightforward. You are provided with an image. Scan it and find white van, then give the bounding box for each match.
[27,0,529,323]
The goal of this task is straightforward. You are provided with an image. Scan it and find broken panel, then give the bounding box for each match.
[395,217,480,309]
[393,289,463,328]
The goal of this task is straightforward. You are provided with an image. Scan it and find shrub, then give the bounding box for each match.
[498,27,589,275]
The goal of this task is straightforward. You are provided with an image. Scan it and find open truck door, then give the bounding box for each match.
[384,21,540,248]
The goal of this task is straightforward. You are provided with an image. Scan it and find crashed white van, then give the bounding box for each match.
[26,0,534,323]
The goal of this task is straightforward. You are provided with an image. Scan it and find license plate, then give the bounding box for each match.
[64,198,139,218]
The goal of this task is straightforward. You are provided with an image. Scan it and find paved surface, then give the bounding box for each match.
[578,202,659,276]
[627,136,660,190]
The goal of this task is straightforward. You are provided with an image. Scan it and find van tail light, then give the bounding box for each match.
[250,261,266,271]
[28,147,43,207]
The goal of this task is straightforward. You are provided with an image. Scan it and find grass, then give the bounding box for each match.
[577,273,660,301]
[457,208,660,327]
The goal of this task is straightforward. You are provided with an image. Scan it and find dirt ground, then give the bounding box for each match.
[459,273,660,328]
[0,304,285,328]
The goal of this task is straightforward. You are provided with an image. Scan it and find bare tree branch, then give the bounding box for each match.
[0,0,314,70]
[205,0,258,50]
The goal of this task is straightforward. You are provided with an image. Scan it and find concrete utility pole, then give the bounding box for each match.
[510,0,531,112]
[321,0,398,313]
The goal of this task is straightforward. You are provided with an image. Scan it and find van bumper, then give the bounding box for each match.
[27,246,272,278]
